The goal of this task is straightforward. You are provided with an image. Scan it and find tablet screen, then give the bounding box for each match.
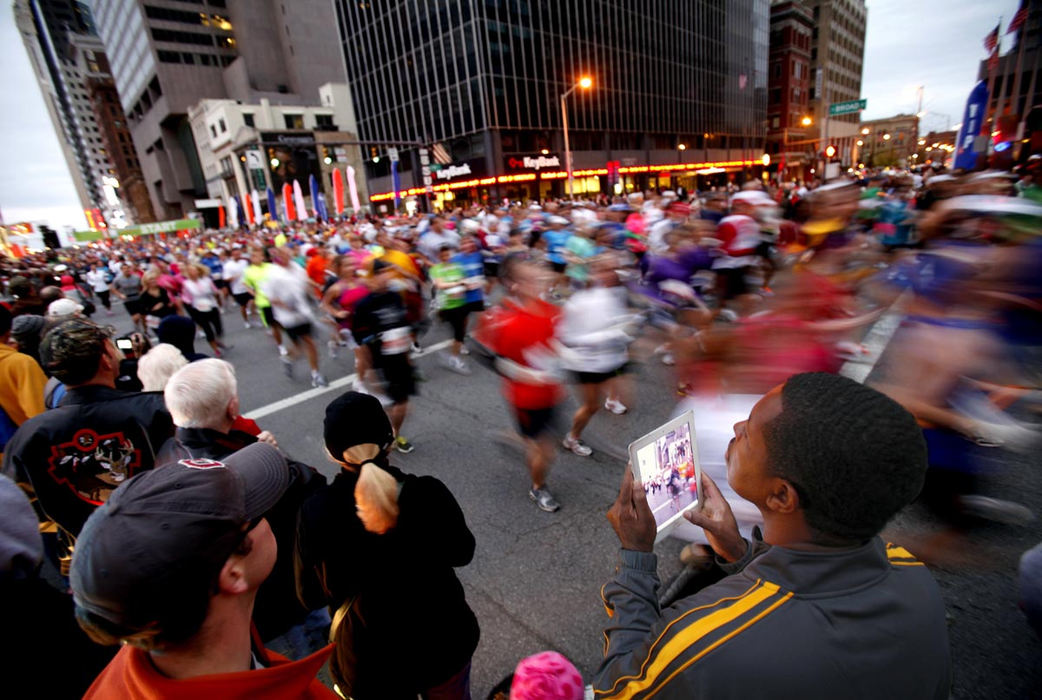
[633,420,699,530]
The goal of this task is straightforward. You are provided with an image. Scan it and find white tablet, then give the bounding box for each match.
[628,410,701,542]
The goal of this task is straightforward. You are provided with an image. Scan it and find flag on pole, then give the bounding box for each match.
[282,183,295,221]
[332,168,345,216]
[218,205,226,229]
[984,24,1000,53]
[251,190,262,225]
[227,196,239,229]
[243,194,254,226]
[308,174,320,218]
[293,180,307,222]
[266,188,278,223]
[1008,2,1028,34]
[391,160,401,209]
[347,165,362,212]
[431,142,451,165]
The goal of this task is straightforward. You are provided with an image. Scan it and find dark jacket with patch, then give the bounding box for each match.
[2,385,173,541]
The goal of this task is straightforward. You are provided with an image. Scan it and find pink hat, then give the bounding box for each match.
[510,651,583,700]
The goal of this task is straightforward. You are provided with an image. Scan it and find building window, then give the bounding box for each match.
[315,114,334,128]
[243,113,255,127]
[284,114,304,129]
[210,125,217,138]
[219,118,227,133]
[151,27,216,47]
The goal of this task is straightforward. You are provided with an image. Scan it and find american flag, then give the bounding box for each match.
[1008,2,1028,34]
[984,23,999,52]
[431,142,452,165]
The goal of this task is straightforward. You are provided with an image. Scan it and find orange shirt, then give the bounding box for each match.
[84,643,336,699]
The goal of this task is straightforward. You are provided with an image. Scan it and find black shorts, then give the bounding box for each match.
[214,279,229,290]
[439,305,470,343]
[573,362,629,385]
[513,405,558,439]
[551,261,567,274]
[717,266,750,300]
[260,306,277,328]
[284,322,313,341]
[377,352,415,403]
[483,261,499,278]
[233,292,252,307]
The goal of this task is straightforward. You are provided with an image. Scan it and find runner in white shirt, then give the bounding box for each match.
[85,263,114,315]
[261,246,328,387]
[221,250,253,329]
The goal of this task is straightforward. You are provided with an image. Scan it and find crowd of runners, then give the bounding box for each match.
[1,161,1041,697]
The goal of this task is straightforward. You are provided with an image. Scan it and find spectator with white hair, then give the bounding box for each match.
[135,344,187,392]
[157,359,327,655]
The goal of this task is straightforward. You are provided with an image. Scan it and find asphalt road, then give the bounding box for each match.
[100,301,1041,698]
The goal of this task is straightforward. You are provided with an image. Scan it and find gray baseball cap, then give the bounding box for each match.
[70,442,290,632]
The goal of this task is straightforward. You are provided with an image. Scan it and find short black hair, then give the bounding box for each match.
[763,372,927,541]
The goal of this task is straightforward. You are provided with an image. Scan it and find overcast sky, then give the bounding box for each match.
[0,0,1024,230]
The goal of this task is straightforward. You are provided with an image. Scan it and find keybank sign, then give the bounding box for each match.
[506,155,561,171]
[434,164,473,180]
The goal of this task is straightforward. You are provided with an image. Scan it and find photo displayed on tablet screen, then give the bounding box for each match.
[634,422,698,527]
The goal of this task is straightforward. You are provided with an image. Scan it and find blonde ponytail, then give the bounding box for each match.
[354,462,400,534]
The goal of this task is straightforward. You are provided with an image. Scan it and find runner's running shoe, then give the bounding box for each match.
[562,434,592,457]
[394,436,414,453]
[529,486,560,512]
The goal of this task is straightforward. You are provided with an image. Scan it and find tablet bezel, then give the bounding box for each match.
[627,410,701,543]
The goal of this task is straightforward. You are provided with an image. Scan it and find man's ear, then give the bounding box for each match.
[764,477,801,515]
[217,551,249,596]
[227,395,240,420]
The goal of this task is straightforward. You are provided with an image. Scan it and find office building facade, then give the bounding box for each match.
[188,82,368,221]
[91,0,346,221]
[766,0,814,179]
[977,0,1042,166]
[332,0,770,207]
[15,0,145,227]
[858,114,919,167]
[803,0,866,171]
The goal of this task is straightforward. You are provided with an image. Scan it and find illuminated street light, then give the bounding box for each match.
[882,133,891,141]
[861,127,870,135]
[562,75,594,198]
[270,158,280,168]
[856,139,864,146]
[678,143,687,151]
[801,116,813,127]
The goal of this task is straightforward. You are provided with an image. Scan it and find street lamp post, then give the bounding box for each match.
[561,75,592,199]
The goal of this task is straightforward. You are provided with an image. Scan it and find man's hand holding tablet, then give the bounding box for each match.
[684,473,746,563]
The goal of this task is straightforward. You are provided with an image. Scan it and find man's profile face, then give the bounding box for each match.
[725,385,783,506]
[244,518,278,585]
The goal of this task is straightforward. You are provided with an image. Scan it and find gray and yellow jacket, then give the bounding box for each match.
[593,536,951,699]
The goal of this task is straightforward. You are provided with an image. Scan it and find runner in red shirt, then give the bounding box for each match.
[477,253,564,512]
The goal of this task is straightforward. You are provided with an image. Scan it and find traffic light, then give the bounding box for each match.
[824,145,837,159]
[40,225,60,250]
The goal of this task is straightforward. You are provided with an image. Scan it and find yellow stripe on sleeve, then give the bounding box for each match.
[600,582,786,700]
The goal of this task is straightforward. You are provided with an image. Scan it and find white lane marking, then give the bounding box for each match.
[243,339,454,420]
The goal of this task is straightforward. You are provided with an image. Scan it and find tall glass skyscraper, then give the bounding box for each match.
[333,0,769,204]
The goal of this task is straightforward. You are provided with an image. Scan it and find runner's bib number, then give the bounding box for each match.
[380,327,411,355]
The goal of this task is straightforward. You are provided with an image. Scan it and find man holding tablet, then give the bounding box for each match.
[594,372,951,699]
